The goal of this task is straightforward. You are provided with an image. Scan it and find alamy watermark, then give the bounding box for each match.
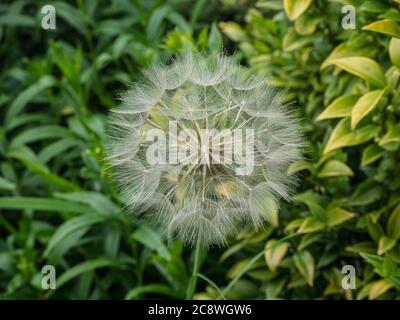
[41,265,56,290]
[341,265,356,290]
[41,4,56,30]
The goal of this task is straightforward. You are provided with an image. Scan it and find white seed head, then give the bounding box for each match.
[107,52,303,247]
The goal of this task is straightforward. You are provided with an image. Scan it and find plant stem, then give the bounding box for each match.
[218,233,300,299]
[186,238,202,299]
[218,250,264,300]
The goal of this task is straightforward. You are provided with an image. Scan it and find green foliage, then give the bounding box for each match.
[1,0,400,300]
[218,0,400,299]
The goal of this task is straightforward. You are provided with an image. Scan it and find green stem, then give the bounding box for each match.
[218,233,300,299]
[218,250,264,300]
[186,238,202,299]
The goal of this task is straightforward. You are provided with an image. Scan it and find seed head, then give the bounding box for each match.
[107,52,303,246]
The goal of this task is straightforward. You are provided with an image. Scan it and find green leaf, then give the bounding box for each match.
[54,1,87,35]
[387,204,400,240]
[5,76,57,126]
[321,40,376,70]
[324,118,380,154]
[287,160,314,175]
[378,236,397,255]
[318,160,354,178]
[8,146,79,191]
[297,217,325,234]
[44,214,113,257]
[351,89,386,129]
[0,177,15,191]
[0,197,91,214]
[282,28,315,52]
[56,258,118,289]
[292,191,326,220]
[125,284,181,299]
[284,0,313,21]
[379,124,400,147]
[368,279,393,299]
[361,144,384,166]
[295,14,321,35]
[389,38,400,68]
[331,57,387,88]
[54,192,119,216]
[362,19,400,39]
[10,125,74,148]
[317,95,359,121]
[293,250,315,286]
[0,14,35,27]
[264,239,289,272]
[219,22,247,42]
[132,225,171,260]
[208,23,223,51]
[346,242,376,254]
[347,181,383,207]
[326,208,354,227]
[146,5,170,39]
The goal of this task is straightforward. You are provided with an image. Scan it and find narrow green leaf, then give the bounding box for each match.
[0,197,91,214]
[56,258,118,289]
[5,76,57,126]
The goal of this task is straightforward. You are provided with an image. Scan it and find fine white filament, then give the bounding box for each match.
[107,52,303,247]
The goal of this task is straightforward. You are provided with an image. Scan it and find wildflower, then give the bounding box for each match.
[107,52,303,246]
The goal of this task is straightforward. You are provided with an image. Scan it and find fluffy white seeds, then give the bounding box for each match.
[107,52,303,246]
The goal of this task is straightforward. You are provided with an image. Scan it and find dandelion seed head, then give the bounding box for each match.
[107,52,304,247]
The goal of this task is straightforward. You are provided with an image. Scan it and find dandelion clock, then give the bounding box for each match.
[107,52,303,247]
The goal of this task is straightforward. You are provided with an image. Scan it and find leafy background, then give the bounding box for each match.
[1,0,400,300]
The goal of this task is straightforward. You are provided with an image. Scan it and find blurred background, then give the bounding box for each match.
[1,0,400,299]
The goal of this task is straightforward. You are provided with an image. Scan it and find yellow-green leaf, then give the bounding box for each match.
[368,279,393,299]
[362,19,400,39]
[389,38,400,68]
[351,89,386,129]
[377,236,397,255]
[287,160,314,175]
[318,160,354,178]
[282,28,315,52]
[219,22,247,42]
[324,118,380,154]
[321,40,375,70]
[284,0,313,21]
[295,14,321,35]
[361,144,384,166]
[293,250,315,286]
[297,217,325,234]
[331,57,387,88]
[264,240,289,272]
[387,204,400,240]
[326,208,355,227]
[317,95,359,121]
[379,124,400,147]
